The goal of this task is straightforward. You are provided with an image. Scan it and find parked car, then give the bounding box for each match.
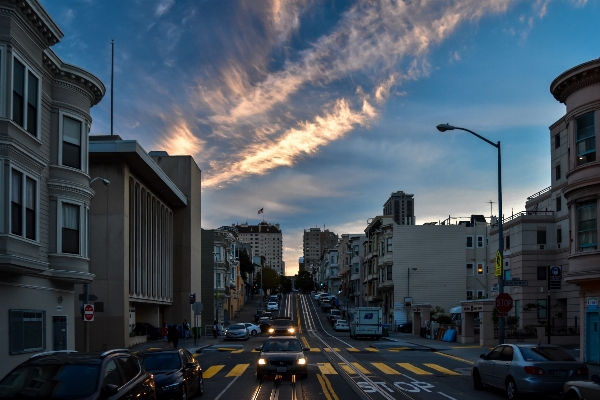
[242,322,261,336]
[133,322,163,340]
[472,344,587,400]
[327,310,342,324]
[268,317,296,336]
[0,349,156,399]
[563,374,600,399]
[258,316,272,332]
[225,323,250,340]
[269,295,279,304]
[334,320,350,332]
[255,336,309,380]
[267,301,279,311]
[397,321,413,333]
[321,300,333,312]
[137,348,203,399]
[314,292,327,300]
[261,311,274,320]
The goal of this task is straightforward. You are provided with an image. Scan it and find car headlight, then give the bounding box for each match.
[288,328,295,333]
[269,328,274,333]
[258,358,267,365]
[161,382,181,392]
[297,358,306,365]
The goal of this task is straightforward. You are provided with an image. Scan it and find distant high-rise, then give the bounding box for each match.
[234,222,283,275]
[383,191,415,225]
[302,227,338,272]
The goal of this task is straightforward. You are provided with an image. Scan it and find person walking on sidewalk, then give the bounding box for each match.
[182,319,190,340]
[212,320,219,339]
[161,323,169,348]
[168,324,180,348]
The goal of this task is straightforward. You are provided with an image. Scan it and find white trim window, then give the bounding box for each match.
[466,263,474,276]
[12,55,40,137]
[476,290,485,299]
[477,235,484,248]
[477,262,484,275]
[57,200,90,257]
[60,112,85,170]
[386,237,392,252]
[10,168,38,241]
[467,290,474,300]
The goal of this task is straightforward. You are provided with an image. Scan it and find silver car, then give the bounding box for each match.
[472,344,587,399]
[563,374,600,399]
[225,323,249,340]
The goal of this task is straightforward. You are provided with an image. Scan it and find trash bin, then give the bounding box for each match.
[192,327,201,338]
[382,324,390,337]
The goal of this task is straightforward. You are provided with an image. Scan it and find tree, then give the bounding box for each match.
[279,276,292,293]
[294,270,314,293]
[256,268,279,293]
[238,249,254,279]
[430,306,445,321]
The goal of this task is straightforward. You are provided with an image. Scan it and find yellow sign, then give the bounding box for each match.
[495,250,502,277]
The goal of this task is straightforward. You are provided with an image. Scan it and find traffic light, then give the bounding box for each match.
[189,293,196,304]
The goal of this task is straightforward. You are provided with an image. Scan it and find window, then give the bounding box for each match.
[504,269,511,281]
[466,263,473,276]
[555,133,560,149]
[555,164,561,181]
[476,290,485,299]
[477,263,484,275]
[386,237,392,252]
[578,201,597,248]
[557,228,562,244]
[12,57,39,136]
[215,272,221,288]
[10,309,45,354]
[467,290,474,300]
[11,169,37,240]
[537,229,547,245]
[62,203,80,254]
[477,236,483,248]
[387,265,392,280]
[556,197,562,212]
[62,115,83,169]
[353,262,359,274]
[537,266,547,280]
[466,236,473,248]
[537,299,547,319]
[576,111,595,165]
[353,245,359,255]
[505,235,510,250]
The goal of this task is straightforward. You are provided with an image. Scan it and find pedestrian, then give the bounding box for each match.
[212,320,218,339]
[161,323,169,348]
[182,319,190,340]
[168,324,180,348]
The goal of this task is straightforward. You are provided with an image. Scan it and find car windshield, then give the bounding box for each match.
[336,320,348,324]
[268,302,277,305]
[262,340,302,352]
[272,319,293,326]
[141,353,182,371]
[0,364,100,398]
[518,346,575,362]
[229,324,245,330]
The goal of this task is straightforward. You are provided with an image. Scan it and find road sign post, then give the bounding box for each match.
[495,293,513,317]
[83,304,94,322]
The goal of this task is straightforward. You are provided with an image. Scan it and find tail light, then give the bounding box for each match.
[523,366,545,375]
[576,366,588,375]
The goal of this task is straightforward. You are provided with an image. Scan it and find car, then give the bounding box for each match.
[258,316,272,332]
[225,323,250,340]
[268,317,297,336]
[267,301,279,311]
[255,336,309,380]
[471,344,587,400]
[242,322,261,336]
[333,320,350,331]
[321,300,333,312]
[563,374,600,399]
[314,292,327,300]
[269,295,279,304]
[397,321,413,333]
[137,348,203,399]
[261,311,274,320]
[0,349,156,400]
[327,309,342,324]
[329,315,343,326]
[133,322,163,340]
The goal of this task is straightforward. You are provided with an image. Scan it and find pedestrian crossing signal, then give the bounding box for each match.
[189,293,196,304]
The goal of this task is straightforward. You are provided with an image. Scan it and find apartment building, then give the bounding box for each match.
[235,221,283,276]
[383,191,416,225]
[0,0,104,377]
[303,227,338,272]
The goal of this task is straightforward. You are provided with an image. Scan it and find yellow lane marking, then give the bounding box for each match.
[324,348,340,352]
[301,337,310,348]
[317,362,338,374]
[309,348,321,352]
[338,362,370,375]
[251,349,260,352]
[231,349,244,354]
[435,352,474,365]
[424,363,461,375]
[370,362,401,375]
[203,365,224,378]
[397,363,432,375]
[365,347,379,352]
[351,362,371,374]
[296,296,302,333]
[225,363,249,377]
[317,374,339,400]
[388,347,410,352]
[216,348,237,351]
[346,347,360,352]
[339,364,355,374]
[450,346,483,349]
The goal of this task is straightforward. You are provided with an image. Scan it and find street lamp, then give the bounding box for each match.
[436,123,505,345]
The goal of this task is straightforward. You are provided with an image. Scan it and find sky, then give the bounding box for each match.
[39,0,599,276]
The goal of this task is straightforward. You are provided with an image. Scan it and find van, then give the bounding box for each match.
[348,307,382,339]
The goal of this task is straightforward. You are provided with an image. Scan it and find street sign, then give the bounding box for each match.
[549,266,562,290]
[495,250,502,277]
[83,304,94,322]
[504,280,528,286]
[78,294,98,301]
[192,302,203,315]
[495,293,513,313]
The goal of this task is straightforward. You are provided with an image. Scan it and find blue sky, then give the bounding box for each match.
[39,0,600,275]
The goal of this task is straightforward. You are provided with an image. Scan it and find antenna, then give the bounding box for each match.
[487,200,495,218]
[110,39,114,136]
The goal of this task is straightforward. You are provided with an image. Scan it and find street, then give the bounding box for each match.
[185,293,563,400]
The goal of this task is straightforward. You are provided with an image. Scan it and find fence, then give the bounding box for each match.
[494,327,538,339]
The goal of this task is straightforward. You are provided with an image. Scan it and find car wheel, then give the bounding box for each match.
[472,369,483,390]
[181,384,187,400]
[505,378,519,400]
[197,376,204,397]
[251,329,257,336]
[565,392,580,400]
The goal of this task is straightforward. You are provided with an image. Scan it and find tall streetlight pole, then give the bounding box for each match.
[436,123,505,345]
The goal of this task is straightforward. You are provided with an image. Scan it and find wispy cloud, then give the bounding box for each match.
[155,0,175,17]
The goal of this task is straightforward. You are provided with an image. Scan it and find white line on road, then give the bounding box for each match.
[438,392,457,400]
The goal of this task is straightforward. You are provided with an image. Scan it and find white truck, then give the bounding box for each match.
[348,307,382,339]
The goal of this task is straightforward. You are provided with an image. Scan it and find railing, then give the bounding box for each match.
[527,186,551,201]
[502,210,554,224]
[494,327,538,339]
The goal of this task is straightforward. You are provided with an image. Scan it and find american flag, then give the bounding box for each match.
[258,208,264,214]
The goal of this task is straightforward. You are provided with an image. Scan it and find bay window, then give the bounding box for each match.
[10,169,37,240]
[62,115,82,169]
[12,57,40,136]
[576,111,595,165]
[62,203,80,254]
[578,201,597,249]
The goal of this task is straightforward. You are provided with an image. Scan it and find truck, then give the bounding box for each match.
[348,307,383,339]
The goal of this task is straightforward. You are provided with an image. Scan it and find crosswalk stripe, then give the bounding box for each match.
[337,362,371,375]
[346,347,360,352]
[397,363,432,375]
[351,362,371,374]
[317,362,338,374]
[251,349,260,352]
[388,347,409,352]
[365,347,379,352]
[324,348,340,352]
[225,363,249,377]
[424,363,461,375]
[339,364,355,374]
[309,348,321,352]
[203,365,224,378]
[370,362,401,375]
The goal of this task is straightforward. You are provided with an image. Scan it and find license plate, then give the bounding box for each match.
[553,370,567,377]
[277,367,287,373]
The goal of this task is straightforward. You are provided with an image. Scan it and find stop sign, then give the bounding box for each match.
[84,304,94,322]
[495,293,514,313]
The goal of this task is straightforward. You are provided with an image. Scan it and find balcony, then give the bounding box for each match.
[379,280,394,290]
[366,294,382,303]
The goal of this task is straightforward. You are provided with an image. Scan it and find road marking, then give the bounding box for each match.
[203,365,224,378]
[251,349,260,352]
[346,347,360,352]
[397,363,432,375]
[225,363,249,377]
[309,347,321,352]
[301,337,310,348]
[424,363,461,375]
[438,392,457,399]
[365,347,379,352]
[317,374,340,400]
[388,347,410,352]
[216,347,238,351]
[324,347,340,352]
[317,362,338,374]
[231,349,244,353]
[370,362,401,375]
[435,352,474,364]
[337,362,371,375]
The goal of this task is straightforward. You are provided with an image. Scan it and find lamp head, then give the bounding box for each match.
[101,178,110,186]
[436,123,455,132]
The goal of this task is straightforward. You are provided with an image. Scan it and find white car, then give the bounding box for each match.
[242,322,260,336]
[267,301,279,311]
[334,320,350,331]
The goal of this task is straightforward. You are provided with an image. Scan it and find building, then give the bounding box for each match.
[235,221,283,276]
[0,0,104,378]
[84,137,202,351]
[383,191,416,225]
[550,57,600,361]
[303,227,338,272]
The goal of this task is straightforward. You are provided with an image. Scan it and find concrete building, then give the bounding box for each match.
[235,221,283,276]
[303,227,338,272]
[383,191,416,225]
[0,0,104,378]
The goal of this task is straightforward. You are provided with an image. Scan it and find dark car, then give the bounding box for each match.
[268,317,296,336]
[0,349,156,399]
[321,300,333,312]
[256,336,309,380]
[134,322,163,340]
[397,322,413,333]
[137,348,203,399]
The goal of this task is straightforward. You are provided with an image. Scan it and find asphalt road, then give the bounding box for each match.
[183,293,562,400]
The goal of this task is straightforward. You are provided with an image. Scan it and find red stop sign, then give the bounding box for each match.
[84,304,94,321]
[495,293,513,313]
